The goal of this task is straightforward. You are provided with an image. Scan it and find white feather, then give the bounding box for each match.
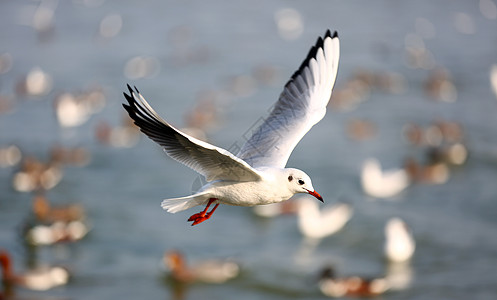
[237,31,340,168]
[160,192,210,213]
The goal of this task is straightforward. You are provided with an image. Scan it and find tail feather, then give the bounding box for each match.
[161,192,209,213]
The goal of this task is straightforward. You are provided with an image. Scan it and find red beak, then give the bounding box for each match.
[306,189,324,202]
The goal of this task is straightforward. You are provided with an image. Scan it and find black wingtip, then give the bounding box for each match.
[324,29,339,40]
[123,86,134,106]
[285,29,338,86]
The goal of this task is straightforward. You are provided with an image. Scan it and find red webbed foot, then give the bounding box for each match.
[187,199,219,226]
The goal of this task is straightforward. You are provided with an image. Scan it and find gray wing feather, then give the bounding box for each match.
[123,85,261,182]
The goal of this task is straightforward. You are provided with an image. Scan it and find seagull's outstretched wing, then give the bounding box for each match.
[238,30,340,168]
[123,85,261,182]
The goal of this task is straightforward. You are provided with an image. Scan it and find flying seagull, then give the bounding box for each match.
[123,30,340,226]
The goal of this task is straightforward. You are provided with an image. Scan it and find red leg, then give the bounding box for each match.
[191,203,219,226]
[187,199,214,221]
[188,198,219,226]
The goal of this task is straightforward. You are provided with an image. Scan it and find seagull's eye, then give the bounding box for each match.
[288,176,293,182]
[298,179,305,185]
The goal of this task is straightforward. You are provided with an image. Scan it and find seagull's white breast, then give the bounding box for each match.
[201,168,293,206]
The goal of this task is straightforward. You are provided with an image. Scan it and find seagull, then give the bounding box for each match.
[297,197,353,240]
[384,217,415,263]
[318,266,389,298]
[361,158,409,199]
[123,30,340,226]
[163,250,239,284]
[0,250,70,291]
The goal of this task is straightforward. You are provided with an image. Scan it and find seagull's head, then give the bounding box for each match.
[286,169,323,202]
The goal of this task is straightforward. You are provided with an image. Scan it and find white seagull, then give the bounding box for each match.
[384,217,415,263]
[123,30,340,226]
[297,197,353,240]
[361,158,410,199]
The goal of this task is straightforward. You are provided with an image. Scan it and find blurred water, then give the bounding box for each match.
[1,1,497,299]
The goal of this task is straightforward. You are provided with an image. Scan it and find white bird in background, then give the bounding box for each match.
[163,250,239,284]
[54,92,91,128]
[384,217,415,263]
[297,196,353,240]
[318,266,390,298]
[384,218,415,291]
[361,158,410,199]
[0,250,70,291]
[123,30,340,226]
